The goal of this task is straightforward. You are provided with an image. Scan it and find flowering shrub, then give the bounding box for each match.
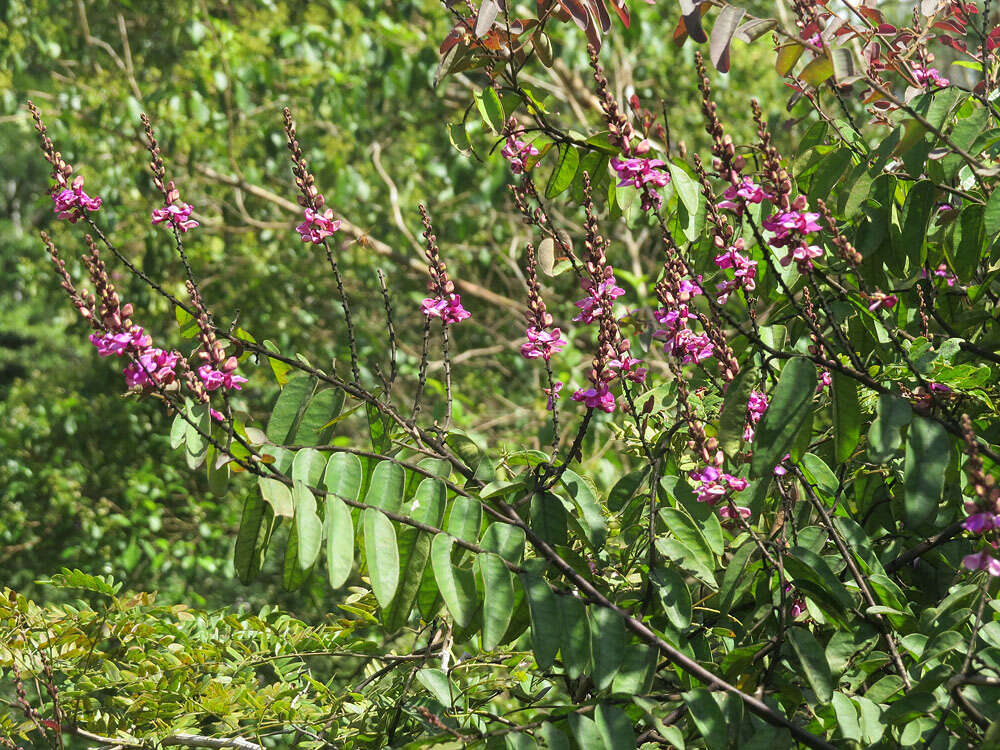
[6,1,1000,748]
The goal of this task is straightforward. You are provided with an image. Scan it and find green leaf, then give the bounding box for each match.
[185,400,210,461]
[590,607,626,690]
[282,523,310,592]
[868,393,912,462]
[667,160,700,217]
[446,495,482,544]
[480,552,515,650]
[384,478,447,631]
[903,416,950,526]
[655,537,716,588]
[294,388,345,446]
[776,43,804,76]
[951,204,985,279]
[416,667,455,708]
[481,523,526,564]
[476,87,505,134]
[831,691,862,741]
[538,722,571,750]
[800,453,838,498]
[169,414,186,450]
[785,546,855,614]
[683,687,728,749]
[787,627,833,703]
[530,492,568,547]
[984,188,1000,238]
[234,491,272,585]
[291,447,325,487]
[560,470,607,550]
[364,460,405,514]
[558,595,590,678]
[717,366,756,456]
[363,508,399,608]
[595,704,636,750]
[607,468,648,512]
[324,494,354,590]
[751,359,817,477]
[831,372,862,464]
[258,477,294,518]
[659,508,715,575]
[896,180,935,272]
[294,481,322,571]
[800,54,834,86]
[266,375,314,445]
[520,568,560,669]
[545,143,581,199]
[431,533,477,627]
[651,566,692,630]
[324,452,364,501]
[808,147,852,203]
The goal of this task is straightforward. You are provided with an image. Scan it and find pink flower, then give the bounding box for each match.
[913,67,950,87]
[762,209,821,247]
[421,294,471,325]
[521,327,567,360]
[501,135,540,175]
[123,348,180,389]
[790,598,806,618]
[543,380,563,410]
[151,203,199,233]
[296,207,342,244]
[611,157,671,211]
[197,364,248,392]
[88,327,151,357]
[962,551,1000,576]
[210,408,225,422]
[52,176,102,223]
[608,353,648,383]
[817,371,832,392]
[719,177,771,212]
[773,454,791,476]
[867,292,898,312]
[780,242,824,272]
[573,276,626,324]
[571,385,616,413]
[719,505,751,520]
[931,263,957,287]
[962,512,1000,534]
[690,466,749,507]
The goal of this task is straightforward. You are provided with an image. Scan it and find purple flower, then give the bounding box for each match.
[198,364,248,392]
[817,371,832,392]
[296,207,342,244]
[571,385,616,413]
[762,209,821,247]
[867,292,898,312]
[89,327,151,357]
[719,177,772,212]
[151,203,199,233]
[719,504,751,520]
[608,353,648,383]
[52,176,102,223]
[962,550,1000,576]
[610,157,671,212]
[543,380,563,410]
[501,135,540,175]
[690,466,748,507]
[210,408,225,422]
[521,327,567,360]
[123,348,180,389]
[573,277,626,324]
[913,67,950,87]
[780,242,824,272]
[421,293,471,325]
[962,512,1000,534]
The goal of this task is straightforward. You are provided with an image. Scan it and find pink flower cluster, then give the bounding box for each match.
[653,284,715,365]
[713,239,758,304]
[571,385,616,412]
[521,326,567,360]
[501,135,540,175]
[743,390,769,442]
[421,293,471,324]
[718,177,771,213]
[124,348,181,389]
[53,176,102,223]
[762,197,825,272]
[89,327,151,357]
[151,203,199,233]
[610,157,670,211]
[913,67,950,87]
[923,263,957,287]
[609,352,648,383]
[296,207,342,244]
[961,506,1000,576]
[198,360,248,392]
[543,380,563,411]
[573,276,626,324]
[690,466,749,516]
[867,292,898,312]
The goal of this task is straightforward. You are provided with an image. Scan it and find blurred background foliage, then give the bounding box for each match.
[0,0,792,606]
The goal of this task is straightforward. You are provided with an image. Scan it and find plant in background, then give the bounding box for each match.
[5,1,1000,748]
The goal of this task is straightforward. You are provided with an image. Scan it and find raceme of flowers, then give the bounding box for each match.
[151,203,199,233]
[421,294,471,324]
[297,206,342,244]
[52,176,102,223]
[521,326,567,360]
[502,134,540,175]
[610,156,670,211]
